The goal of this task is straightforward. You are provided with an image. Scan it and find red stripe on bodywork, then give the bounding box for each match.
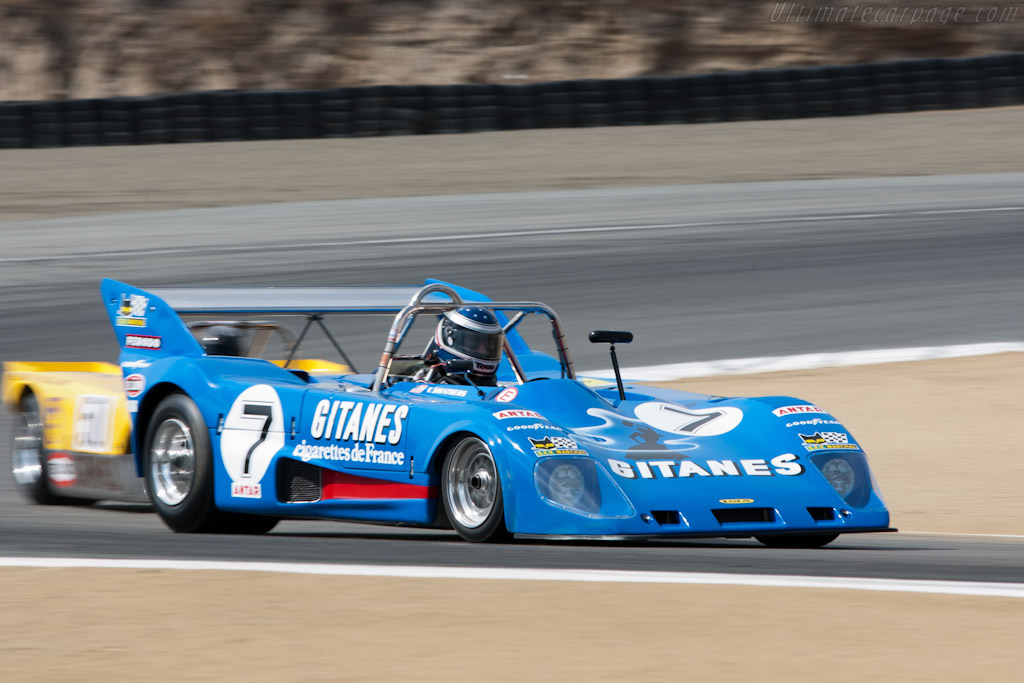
[321,469,437,500]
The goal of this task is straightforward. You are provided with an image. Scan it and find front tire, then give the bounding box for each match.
[441,436,509,543]
[755,533,839,549]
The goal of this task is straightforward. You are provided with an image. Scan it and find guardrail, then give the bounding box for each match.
[1,52,1021,148]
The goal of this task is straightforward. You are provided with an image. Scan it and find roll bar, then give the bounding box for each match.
[370,283,575,391]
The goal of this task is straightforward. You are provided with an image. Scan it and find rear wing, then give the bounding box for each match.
[99,278,526,362]
[98,278,567,379]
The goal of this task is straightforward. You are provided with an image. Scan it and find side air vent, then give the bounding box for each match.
[712,507,775,524]
[277,458,321,503]
[651,510,682,526]
[807,507,836,521]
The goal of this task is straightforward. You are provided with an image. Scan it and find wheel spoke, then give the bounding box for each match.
[445,439,497,529]
[150,418,196,506]
[11,411,43,486]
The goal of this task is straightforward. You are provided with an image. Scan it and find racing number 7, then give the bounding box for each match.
[242,403,273,476]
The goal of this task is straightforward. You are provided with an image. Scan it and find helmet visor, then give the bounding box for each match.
[441,325,504,362]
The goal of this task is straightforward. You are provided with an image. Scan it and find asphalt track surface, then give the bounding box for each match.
[1,173,1023,582]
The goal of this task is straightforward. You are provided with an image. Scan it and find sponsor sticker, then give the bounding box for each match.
[115,293,149,327]
[495,387,518,403]
[293,441,406,466]
[409,384,427,394]
[528,435,587,457]
[293,398,410,468]
[772,404,827,417]
[121,359,151,369]
[125,334,161,350]
[506,422,551,432]
[609,454,804,480]
[719,499,755,504]
[124,374,146,398]
[72,395,116,453]
[231,482,262,499]
[43,397,63,448]
[421,386,468,398]
[46,453,77,487]
[799,431,859,451]
[785,417,841,428]
[493,409,545,420]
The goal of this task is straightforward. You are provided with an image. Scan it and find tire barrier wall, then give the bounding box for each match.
[1,53,1022,148]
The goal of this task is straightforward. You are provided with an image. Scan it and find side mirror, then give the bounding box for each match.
[444,359,474,374]
[587,330,633,401]
[589,330,633,345]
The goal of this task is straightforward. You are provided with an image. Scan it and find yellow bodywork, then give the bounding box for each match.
[269,359,350,375]
[2,358,351,456]
[2,361,133,455]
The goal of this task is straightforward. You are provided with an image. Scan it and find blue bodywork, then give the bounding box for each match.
[101,278,891,540]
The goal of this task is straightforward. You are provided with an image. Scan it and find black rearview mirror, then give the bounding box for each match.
[589,330,633,345]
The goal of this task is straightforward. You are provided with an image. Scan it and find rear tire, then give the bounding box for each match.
[144,393,218,532]
[755,533,839,549]
[441,436,509,543]
[144,393,277,534]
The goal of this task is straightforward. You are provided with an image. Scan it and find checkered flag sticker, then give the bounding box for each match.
[550,436,578,449]
[821,432,848,444]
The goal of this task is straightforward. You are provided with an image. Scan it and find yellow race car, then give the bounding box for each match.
[3,321,348,505]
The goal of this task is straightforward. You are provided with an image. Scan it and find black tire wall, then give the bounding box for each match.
[1,53,1022,149]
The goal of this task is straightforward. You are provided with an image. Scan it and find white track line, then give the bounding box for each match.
[903,531,1024,540]
[1,557,1021,598]
[584,341,1024,380]
[2,205,1022,264]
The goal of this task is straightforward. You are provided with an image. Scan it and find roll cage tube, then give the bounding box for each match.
[186,320,298,359]
[370,283,575,391]
[186,318,358,371]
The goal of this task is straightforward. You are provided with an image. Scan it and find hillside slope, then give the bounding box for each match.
[2,0,1021,101]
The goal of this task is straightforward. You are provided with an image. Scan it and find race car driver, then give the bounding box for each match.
[414,306,504,387]
[197,325,247,356]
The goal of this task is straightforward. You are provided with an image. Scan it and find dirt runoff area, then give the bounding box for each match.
[1,569,1021,682]
[655,352,1024,535]
[1,105,1022,222]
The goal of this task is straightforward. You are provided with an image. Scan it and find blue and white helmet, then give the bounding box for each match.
[434,306,504,378]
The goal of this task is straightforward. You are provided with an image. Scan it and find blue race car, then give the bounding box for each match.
[101,278,893,547]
